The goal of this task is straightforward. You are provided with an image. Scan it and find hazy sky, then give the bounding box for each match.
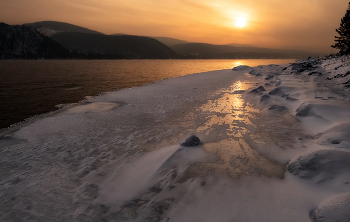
[1,0,349,53]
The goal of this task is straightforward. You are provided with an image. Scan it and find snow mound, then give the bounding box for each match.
[295,103,350,120]
[310,194,350,222]
[295,103,314,117]
[288,150,350,185]
[317,123,350,148]
[98,145,214,206]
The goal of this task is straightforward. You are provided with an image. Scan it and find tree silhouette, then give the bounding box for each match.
[332,3,350,54]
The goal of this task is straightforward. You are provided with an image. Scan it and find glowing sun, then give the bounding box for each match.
[235,16,247,28]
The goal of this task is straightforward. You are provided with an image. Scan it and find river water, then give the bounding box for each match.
[0,59,294,129]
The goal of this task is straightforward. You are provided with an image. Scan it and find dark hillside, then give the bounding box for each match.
[51,32,179,59]
[25,21,103,36]
[0,24,70,59]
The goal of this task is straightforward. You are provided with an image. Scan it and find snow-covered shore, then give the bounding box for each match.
[1,55,350,221]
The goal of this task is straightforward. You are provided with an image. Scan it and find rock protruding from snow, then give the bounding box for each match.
[268,105,289,113]
[268,87,284,96]
[250,86,266,94]
[260,95,271,102]
[250,89,260,94]
[295,103,313,116]
[181,135,201,146]
[232,65,250,71]
[288,150,350,184]
[257,86,266,91]
[310,194,350,222]
[265,75,275,80]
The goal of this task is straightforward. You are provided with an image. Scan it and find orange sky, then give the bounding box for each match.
[0,0,349,54]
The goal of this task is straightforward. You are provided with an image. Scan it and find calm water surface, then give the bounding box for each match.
[0,59,295,129]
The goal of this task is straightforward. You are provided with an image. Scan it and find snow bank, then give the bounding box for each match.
[288,149,350,189]
[311,194,350,222]
[2,55,350,221]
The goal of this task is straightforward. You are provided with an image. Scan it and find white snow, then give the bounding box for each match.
[1,55,350,221]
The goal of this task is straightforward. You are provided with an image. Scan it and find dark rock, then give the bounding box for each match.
[331,140,340,144]
[268,105,288,113]
[286,96,298,101]
[265,75,275,80]
[250,89,260,94]
[268,87,283,95]
[181,135,201,146]
[248,70,256,75]
[250,86,266,94]
[275,81,282,86]
[295,104,313,116]
[232,65,250,71]
[260,95,271,102]
[290,60,319,73]
[231,90,245,94]
[257,86,266,91]
[308,71,322,76]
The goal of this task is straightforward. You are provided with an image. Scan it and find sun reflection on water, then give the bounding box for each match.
[232,61,245,68]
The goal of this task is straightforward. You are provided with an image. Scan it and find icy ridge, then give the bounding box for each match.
[247,55,350,222]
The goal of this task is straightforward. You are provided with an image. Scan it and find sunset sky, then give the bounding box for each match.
[1,0,349,54]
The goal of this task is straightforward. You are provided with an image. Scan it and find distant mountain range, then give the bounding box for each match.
[25,21,178,59]
[111,35,189,47]
[0,21,321,59]
[149,37,189,47]
[169,43,317,59]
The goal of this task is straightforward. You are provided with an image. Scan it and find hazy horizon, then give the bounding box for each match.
[1,0,349,54]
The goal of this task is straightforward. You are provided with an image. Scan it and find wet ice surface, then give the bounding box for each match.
[1,55,350,221]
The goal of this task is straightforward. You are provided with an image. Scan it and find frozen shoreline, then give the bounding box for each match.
[1,55,350,221]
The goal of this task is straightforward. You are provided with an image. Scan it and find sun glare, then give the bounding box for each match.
[235,16,247,28]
